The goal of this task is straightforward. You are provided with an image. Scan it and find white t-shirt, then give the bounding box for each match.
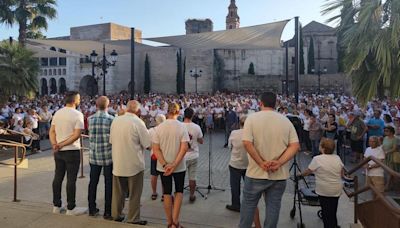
[51,107,84,151]
[183,122,203,161]
[229,129,248,170]
[153,119,190,173]
[308,154,344,197]
[364,146,385,177]
[242,110,299,180]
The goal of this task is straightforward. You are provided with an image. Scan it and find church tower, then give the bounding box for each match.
[226,0,240,30]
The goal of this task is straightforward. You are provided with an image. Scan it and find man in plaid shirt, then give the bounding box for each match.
[87,96,114,219]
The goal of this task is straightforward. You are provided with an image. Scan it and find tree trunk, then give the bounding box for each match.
[18,0,27,47]
[18,21,27,46]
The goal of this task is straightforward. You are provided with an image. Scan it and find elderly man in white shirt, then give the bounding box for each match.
[109,100,151,225]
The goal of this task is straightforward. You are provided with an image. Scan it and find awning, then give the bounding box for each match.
[145,20,290,49]
[27,39,155,56]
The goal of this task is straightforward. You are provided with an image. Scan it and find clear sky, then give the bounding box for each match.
[0,0,338,42]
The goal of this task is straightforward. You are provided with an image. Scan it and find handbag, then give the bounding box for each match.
[393,152,400,164]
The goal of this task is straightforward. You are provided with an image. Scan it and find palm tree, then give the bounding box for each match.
[0,0,57,46]
[322,0,400,104]
[0,41,39,103]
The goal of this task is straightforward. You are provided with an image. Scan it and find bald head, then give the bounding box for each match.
[96,96,109,111]
[126,100,141,114]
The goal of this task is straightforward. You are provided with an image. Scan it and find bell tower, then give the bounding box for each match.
[226,0,240,30]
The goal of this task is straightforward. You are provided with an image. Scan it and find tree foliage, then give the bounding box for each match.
[0,41,39,103]
[323,0,400,104]
[0,0,57,46]
[144,54,150,94]
[307,37,315,74]
[299,26,305,74]
[248,62,255,75]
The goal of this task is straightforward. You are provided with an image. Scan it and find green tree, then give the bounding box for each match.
[26,24,46,39]
[182,56,186,94]
[144,54,150,94]
[248,62,255,75]
[299,26,305,74]
[176,51,183,94]
[0,41,39,103]
[323,0,400,104]
[0,0,57,46]
[307,37,315,74]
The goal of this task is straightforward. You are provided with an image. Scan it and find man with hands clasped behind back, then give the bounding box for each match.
[240,92,300,228]
[50,91,87,216]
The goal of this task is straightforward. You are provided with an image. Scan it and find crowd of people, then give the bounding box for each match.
[1,91,400,228]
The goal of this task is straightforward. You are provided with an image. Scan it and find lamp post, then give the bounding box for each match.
[190,67,202,94]
[90,44,118,96]
[311,66,327,94]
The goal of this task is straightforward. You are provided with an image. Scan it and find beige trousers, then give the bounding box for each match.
[112,171,144,223]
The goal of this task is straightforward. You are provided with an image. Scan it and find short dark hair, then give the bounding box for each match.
[64,91,79,104]
[260,92,276,108]
[384,126,395,134]
[184,107,194,119]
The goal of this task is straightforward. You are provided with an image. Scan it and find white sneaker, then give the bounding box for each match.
[66,207,87,216]
[53,206,65,214]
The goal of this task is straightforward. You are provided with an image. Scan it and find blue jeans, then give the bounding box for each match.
[88,163,113,215]
[311,139,320,157]
[239,177,287,228]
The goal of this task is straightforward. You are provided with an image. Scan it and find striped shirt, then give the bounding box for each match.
[88,111,114,166]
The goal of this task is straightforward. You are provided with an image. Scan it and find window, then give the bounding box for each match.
[49,69,52,76]
[49,58,57,66]
[41,58,48,66]
[59,49,66,53]
[58,69,61,75]
[50,47,56,51]
[44,69,47,76]
[241,50,246,60]
[53,69,57,75]
[229,25,233,29]
[63,69,66,75]
[59,57,66,66]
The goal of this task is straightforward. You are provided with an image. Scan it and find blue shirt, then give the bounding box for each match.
[367,118,385,137]
[88,111,114,166]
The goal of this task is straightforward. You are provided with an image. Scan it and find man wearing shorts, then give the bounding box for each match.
[153,103,189,228]
[183,107,203,202]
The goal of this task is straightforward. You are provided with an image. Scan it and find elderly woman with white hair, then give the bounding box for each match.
[148,114,166,201]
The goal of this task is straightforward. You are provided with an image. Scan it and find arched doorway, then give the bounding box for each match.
[49,78,57,94]
[59,78,67,94]
[40,78,48,95]
[79,75,98,96]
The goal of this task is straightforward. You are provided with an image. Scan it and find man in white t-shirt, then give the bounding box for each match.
[153,103,189,228]
[364,136,385,195]
[240,92,300,228]
[50,91,86,216]
[183,107,203,203]
[109,100,151,225]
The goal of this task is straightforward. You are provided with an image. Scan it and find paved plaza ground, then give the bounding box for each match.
[0,132,357,228]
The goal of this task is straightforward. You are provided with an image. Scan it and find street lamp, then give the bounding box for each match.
[190,67,202,94]
[90,44,118,96]
[311,66,327,94]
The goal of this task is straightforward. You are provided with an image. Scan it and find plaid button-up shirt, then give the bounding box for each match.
[88,111,114,166]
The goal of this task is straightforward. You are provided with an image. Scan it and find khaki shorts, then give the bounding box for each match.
[186,159,198,181]
[367,176,385,193]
